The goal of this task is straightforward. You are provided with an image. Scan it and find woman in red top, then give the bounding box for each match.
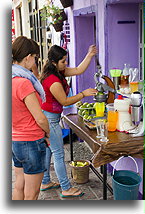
[40,45,97,197]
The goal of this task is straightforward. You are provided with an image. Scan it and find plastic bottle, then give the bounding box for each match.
[122,64,129,76]
[120,64,130,88]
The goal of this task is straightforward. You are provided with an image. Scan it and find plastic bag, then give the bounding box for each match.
[129,68,139,82]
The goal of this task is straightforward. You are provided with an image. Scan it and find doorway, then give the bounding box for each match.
[106,3,140,72]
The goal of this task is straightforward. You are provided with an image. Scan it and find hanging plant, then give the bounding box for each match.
[60,0,73,8]
[40,4,67,32]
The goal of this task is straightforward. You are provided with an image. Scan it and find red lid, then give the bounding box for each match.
[117,95,124,100]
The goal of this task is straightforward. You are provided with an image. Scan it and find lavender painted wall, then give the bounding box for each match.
[106,3,139,71]
[74,14,96,103]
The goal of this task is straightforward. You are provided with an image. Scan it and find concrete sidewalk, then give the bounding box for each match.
[12,140,114,200]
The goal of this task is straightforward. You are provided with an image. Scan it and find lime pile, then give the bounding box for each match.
[70,161,89,167]
[76,101,97,120]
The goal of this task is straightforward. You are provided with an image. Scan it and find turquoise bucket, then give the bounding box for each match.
[112,156,142,200]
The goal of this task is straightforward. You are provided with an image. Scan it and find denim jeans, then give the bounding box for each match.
[12,138,46,174]
[42,111,71,191]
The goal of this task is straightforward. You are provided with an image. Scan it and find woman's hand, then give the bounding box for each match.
[45,133,50,147]
[87,45,98,57]
[82,88,97,97]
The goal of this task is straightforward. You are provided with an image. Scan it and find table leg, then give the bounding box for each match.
[103,164,107,200]
[100,165,103,174]
[69,128,73,161]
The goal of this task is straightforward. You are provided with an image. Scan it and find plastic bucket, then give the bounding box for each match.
[112,156,142,200]
[69,160,90,184]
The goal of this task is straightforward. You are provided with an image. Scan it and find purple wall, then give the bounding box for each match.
[74,14,96,103]
[106,3,139,72]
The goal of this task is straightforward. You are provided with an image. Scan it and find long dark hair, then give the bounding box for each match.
[12,36,39,63]
[40,45,67,83]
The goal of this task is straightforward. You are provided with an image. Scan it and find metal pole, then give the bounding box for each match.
[69,128,73,161]
[103,164,107,200]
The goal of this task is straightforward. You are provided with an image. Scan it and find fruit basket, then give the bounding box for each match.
[69,160,90,184]
[76,101,96,120]
[76,101,107,129]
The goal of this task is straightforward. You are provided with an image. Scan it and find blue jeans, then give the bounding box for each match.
[42,111,71,191]
[12,138,47,174]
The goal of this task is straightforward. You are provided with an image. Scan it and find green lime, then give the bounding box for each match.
[93,103,97,109]
[86,103,92,108]
[78,110,82,115]
[83,102,88,106]
[83,115,89,120]
[87,116,92,120]
[82,110,87,116]
[82,102,88,108]
[91,109,96,115]
[85,110,90,115]
[80,105,85,109]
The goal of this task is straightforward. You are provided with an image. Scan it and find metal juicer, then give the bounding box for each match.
[94,59,116,103]
[130,92,144,137]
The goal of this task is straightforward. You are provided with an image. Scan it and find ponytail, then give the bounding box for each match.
[40,60,62,83]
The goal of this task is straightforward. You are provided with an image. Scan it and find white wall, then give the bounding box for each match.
[13,0,30,37]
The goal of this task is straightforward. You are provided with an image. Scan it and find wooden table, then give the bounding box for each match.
[63,113,144,200]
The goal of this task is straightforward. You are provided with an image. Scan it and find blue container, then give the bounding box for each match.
[112,156,142,200]
[62,129,70,139]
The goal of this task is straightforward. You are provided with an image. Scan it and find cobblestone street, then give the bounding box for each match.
[12,140,114,200]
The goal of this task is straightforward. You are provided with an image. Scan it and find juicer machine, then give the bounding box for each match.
[130,92,144,137]
[94,59,116,103]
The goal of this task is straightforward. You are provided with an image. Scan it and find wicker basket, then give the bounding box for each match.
[69,160,90,184]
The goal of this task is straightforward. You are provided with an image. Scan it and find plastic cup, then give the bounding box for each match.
[95,102,105,117]
[106,103,118,132]
[129,82,139,93]
[96,119,104,138]
[96,119,109,142]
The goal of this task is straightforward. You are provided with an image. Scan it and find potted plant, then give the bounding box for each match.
[40,4,67,32]
[60,0,73,8]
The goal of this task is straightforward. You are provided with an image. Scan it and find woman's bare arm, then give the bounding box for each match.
[50,82,97,106]
[64,45,97,77]
[24,92,50,134]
